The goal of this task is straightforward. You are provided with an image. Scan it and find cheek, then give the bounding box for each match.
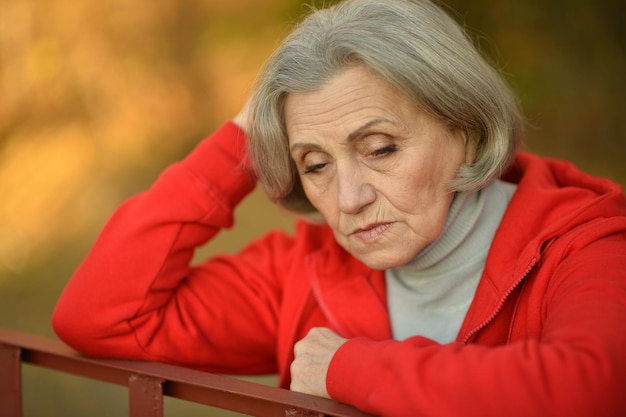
[408,146,463,190]
[383,151,460,216]
[391,165,444,205]
[302,180,338,219]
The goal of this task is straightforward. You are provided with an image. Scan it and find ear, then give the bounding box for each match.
[456,128,477,165]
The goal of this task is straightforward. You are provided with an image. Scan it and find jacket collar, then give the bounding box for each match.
[483,151,626,295]
[459,151,626,341]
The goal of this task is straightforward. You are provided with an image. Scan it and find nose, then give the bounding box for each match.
[336,161,376,214]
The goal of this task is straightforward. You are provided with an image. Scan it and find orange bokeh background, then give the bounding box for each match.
[0,0,624,415]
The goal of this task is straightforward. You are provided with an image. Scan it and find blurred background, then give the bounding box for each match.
[0,0,624,415]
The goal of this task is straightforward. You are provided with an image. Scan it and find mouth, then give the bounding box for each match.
[351,222,394,242]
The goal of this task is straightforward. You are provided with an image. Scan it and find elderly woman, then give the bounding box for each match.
[53,0,626,416]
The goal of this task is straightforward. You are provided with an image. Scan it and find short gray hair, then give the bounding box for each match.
[248,0,524,213]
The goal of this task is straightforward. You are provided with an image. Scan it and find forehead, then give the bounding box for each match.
[284,66,416,142]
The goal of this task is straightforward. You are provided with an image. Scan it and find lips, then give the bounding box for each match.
[351,222,393,242]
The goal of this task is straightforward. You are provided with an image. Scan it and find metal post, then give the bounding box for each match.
[128,374,164,417]
[0,343,22,417]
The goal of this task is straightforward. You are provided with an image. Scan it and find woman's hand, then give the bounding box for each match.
[290,327,348,398]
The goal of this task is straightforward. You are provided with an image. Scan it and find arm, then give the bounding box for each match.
[301,236,626,417]
[53,121,288,373]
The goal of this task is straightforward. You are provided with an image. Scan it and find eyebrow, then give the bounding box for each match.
[290,118,395,153]
[347,118,393,142]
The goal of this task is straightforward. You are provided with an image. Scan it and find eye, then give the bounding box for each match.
[371,145,397,157]
[303,163,327,174]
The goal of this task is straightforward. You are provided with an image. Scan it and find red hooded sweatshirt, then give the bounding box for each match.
[53,122,626,417]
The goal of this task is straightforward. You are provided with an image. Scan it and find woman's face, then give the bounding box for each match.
[285,65,472,270]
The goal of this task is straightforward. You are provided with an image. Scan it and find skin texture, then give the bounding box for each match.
[290,328,347,398]
[285,65,471,271]
[283,65,474,397]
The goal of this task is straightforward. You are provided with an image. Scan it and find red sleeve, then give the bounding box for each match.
[52,122,288,374]
[326,235,626,417]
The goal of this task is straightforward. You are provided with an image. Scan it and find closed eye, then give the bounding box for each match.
[303,163,327,174]
[371,145,397,157]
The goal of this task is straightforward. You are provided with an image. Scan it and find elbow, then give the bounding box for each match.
[52,296,144,360]
[52,298,114,357]
[52,300,92,353]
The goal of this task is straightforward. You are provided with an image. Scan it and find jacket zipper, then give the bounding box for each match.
[462,256,538,344]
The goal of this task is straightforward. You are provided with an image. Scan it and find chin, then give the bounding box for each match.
[356,251,415,271]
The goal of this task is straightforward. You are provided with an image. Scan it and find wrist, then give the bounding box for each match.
[182,121,257,209]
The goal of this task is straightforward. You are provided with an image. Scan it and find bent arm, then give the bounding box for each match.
[326,237,626,417]
[53,122,285,373]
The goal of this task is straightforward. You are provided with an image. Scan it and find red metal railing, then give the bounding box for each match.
[0,327,373,417]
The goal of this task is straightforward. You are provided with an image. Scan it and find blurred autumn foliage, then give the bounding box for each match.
[0,0,624,415]
[0,0,302,280]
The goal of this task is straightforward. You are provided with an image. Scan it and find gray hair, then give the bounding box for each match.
[248,0,524,213]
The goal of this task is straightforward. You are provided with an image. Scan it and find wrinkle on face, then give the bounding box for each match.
[285,65,467,270]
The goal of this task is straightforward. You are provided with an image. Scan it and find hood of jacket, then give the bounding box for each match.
[486,151,626,294]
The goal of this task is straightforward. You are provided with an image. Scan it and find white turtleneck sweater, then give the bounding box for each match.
[385,180,517,343]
